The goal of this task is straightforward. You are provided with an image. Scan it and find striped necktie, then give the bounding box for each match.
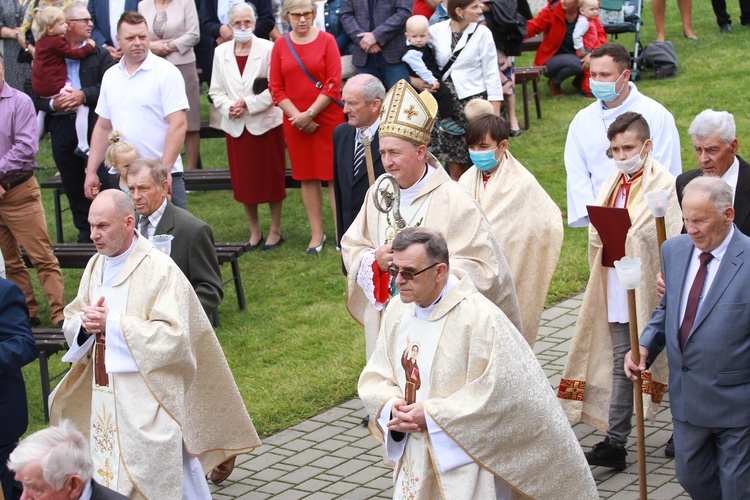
[353,135,365,180]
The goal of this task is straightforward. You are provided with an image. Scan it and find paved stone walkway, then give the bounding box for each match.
[210,295,689,499]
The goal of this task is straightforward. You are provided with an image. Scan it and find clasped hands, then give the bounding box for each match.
[81,296,109,337]
[228,98,247,119]
[150,39,177,57]
[387,398,426,433]
[358,32,381,53]
[290,112,318,133]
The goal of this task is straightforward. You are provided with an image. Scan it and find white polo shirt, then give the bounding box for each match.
[96,51,189,173]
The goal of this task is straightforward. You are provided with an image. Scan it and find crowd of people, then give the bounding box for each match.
[1,0,749,496]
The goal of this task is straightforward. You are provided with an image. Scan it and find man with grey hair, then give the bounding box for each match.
[50,189,260,498]
[676,109,750,235]
[126,158,223,317]
[333,74,386,252]
[359,227,597,499]
[626,175,750,498]
[8,420,127,499]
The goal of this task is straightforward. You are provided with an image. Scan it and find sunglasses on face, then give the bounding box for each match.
[289,11,314,20]
[387,262,439,281]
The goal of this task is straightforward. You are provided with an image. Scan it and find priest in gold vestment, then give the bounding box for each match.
[557,113,682,470]
[341,80,521,359]
[49,190,261,499]
[459,114,563,347]
[359,228,597,499]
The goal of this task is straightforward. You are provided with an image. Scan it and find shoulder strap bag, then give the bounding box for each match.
[440,26,478,80]
[284,34,345,108]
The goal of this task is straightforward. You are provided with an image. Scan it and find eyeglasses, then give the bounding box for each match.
[387,262,439,281]
[68,17,93,23]
[288,11,314,20]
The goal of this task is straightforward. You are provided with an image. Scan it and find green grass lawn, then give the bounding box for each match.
[20,1,750,437]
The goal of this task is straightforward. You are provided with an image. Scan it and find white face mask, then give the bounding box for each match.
[613,142,648,175]
[232,27,253,43]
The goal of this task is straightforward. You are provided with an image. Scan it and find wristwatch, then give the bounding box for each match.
[306,108,315,118]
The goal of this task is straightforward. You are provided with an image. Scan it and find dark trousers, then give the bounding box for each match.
[545,53,582,85]
[1,442,22,500]
[48,113,108,243]
[711,0,750,25]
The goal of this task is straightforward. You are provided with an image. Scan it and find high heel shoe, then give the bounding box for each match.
[306,234,326,255]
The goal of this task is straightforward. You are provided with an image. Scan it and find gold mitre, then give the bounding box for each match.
[379,79,437,145]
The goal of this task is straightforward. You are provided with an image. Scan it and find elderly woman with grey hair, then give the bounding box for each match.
[209,1,286,252]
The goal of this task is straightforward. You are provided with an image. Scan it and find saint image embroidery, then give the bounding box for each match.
[401,342,421,404]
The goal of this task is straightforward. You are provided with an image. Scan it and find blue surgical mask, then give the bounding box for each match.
[590,71,626,102]
[468,147,499,171]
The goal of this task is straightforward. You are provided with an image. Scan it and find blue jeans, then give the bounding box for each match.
[171,173,187,210]
[357,53,410,90]
[545,53,582,85]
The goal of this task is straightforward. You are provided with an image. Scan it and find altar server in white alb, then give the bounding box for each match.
[564,43,681,228]
[50,190,260,499]
[359,227,598,499]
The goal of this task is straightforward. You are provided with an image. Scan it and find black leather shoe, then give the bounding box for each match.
[509,129,523,137]
[361,415,370,427]
[720,23,732,33]
[584,438,627,470]
[665,434,675,457]
[29,316,41,327]
[248,233,264,252]
[261,235,284,253]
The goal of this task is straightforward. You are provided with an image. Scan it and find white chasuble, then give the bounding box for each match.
[391,311,504,500]
[360,274,597,499]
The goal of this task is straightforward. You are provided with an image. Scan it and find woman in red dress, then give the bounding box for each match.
[270,0,344,254]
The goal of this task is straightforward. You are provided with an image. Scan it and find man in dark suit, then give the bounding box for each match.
[24,3,115,243]
[626,176,750,498]
[0,277,38,500]
[676,109,750,235]
[88,0,141,61]
[340,0,411,89]
[8,421,128,499]
[125,158,223,317]
[333,74,386,255]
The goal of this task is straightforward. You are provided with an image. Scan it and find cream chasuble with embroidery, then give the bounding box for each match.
[51,234,261,499]
[359,273,598,499]
[558,156,682,428]
[342,161,521,359]
[459,151,563,347]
